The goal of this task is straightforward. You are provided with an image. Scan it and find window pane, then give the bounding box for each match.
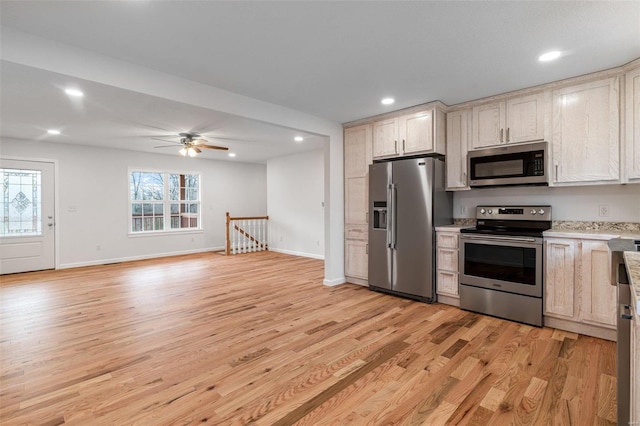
[143,203,154,216]
[154,204,163,215]
[132,203,142,216]
[1,168,42,236]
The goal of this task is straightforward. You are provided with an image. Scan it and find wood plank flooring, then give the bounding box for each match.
[0,251,617,425]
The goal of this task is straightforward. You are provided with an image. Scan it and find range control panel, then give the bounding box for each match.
[475,205,552,221]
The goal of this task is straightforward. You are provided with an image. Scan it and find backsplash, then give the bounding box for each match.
[453,218,476,227]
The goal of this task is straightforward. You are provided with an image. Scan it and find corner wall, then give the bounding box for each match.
[267,149,324,258]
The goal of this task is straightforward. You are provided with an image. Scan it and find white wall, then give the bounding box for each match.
[3,28,346,285]
[454,184,640,222]
[267,149,324,258]
[1,138,267,268]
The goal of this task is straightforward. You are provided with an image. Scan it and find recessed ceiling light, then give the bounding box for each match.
[228,152,236,157]
[47,129,61,135]
[381,97,395,105]
[294,136,304,142]
[64,88,84,97]
[538,51,562,62]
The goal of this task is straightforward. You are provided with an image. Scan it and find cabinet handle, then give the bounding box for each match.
[366,212,369,224]
[500,128,504,143]
[366,244,368,255]
[394,140,398,154]
[555,163,559,181]
[506,127,510,142]
[402,139,405,153]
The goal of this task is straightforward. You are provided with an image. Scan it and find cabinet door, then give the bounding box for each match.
[446,109,470,189]
[345,125,372,178]
[626,67,640,181]
[344,124,372,226]
[552,77,620,183]
[506,93,545,143]
[372,118,398,158]
[579,240,616,328]
[631,304,640,423]
[399,110,433,155]
[545,238,576,319]
[345,240,368,279]
[471,102,505,148]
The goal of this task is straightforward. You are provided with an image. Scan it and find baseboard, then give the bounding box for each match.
[323,276,346,286]
[436,294,460,307]
[59,246,225,269]
[345,276,368,287]
[269,248,324,260]
[543,316,616,341]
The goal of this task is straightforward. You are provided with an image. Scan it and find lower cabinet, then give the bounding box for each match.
[544,236,616,340]
[436,229,460,306]
[632,306,640,423]
[345,227,368,284]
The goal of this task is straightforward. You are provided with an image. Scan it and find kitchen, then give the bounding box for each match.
[344,58,640,423]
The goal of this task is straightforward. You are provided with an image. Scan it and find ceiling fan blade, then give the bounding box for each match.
[154,144,179,148]
[151,137,180,144]
[199,144,229,151]
[204,135,251,142]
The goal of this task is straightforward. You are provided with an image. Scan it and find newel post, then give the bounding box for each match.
[225,212,231,256]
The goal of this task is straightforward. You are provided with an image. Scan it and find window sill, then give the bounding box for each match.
[128,229,204,238]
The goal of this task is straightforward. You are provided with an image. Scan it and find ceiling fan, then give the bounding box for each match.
[153,132,229,157]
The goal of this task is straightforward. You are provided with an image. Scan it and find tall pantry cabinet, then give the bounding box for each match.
[344,124,372,283]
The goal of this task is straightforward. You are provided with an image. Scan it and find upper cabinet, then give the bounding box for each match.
[471,93,545,149]
[552,77,620,184]
[445,109,471,190]
[372,118,398,158]
[373,106,445,159]
[626,66,640,182]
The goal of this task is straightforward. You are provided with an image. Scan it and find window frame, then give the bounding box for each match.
[128,168,203,236]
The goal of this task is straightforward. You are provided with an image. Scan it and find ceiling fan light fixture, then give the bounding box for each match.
[179,146,188,156]
[187,146,200,157]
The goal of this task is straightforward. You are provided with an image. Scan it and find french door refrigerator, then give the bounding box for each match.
[369,156,452,302]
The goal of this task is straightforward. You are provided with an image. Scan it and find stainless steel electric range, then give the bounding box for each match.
[459,205,552,327]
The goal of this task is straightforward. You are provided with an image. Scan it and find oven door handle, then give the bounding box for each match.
[460,234,538,244]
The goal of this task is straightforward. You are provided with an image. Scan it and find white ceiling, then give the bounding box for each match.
[1,1,639,161]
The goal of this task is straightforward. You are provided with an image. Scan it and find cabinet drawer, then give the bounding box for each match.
[437,248,458,272]
[437,233,458,249]
[345,225,368,240]
[437,271,459,296]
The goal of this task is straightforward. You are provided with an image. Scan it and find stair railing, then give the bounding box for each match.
[225,212,269,255]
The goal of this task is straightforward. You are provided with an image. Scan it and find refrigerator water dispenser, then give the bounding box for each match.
[372,201,387,229]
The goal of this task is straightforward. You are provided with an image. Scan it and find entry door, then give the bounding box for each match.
[0,159,55,274]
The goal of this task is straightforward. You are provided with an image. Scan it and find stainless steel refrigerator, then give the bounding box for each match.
[368,156,452,302]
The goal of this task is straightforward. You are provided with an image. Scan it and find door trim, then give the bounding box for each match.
[1,156,59,270]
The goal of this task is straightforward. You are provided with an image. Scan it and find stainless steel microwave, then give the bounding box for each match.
[468,141,548,187]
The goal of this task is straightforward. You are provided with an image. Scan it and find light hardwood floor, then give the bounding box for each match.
[1,251,617,425]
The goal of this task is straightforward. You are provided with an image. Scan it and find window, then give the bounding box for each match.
[1,168,42,236]
[130,171,200,233]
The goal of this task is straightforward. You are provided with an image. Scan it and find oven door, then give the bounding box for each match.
[459,234,543,297]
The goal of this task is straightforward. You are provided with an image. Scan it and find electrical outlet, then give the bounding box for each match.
[459,205,467,216]
[599,204,609,217]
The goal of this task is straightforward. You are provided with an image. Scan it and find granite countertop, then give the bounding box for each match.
[624,252,640,318]
[544,221,640,240]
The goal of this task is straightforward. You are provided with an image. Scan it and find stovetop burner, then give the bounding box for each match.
[461,205,552,237]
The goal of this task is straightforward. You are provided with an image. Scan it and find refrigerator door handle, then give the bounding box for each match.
[390,183,397,249]
[387,184,393,248]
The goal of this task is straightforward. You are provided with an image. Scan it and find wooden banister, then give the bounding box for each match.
[225,212,269,255]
